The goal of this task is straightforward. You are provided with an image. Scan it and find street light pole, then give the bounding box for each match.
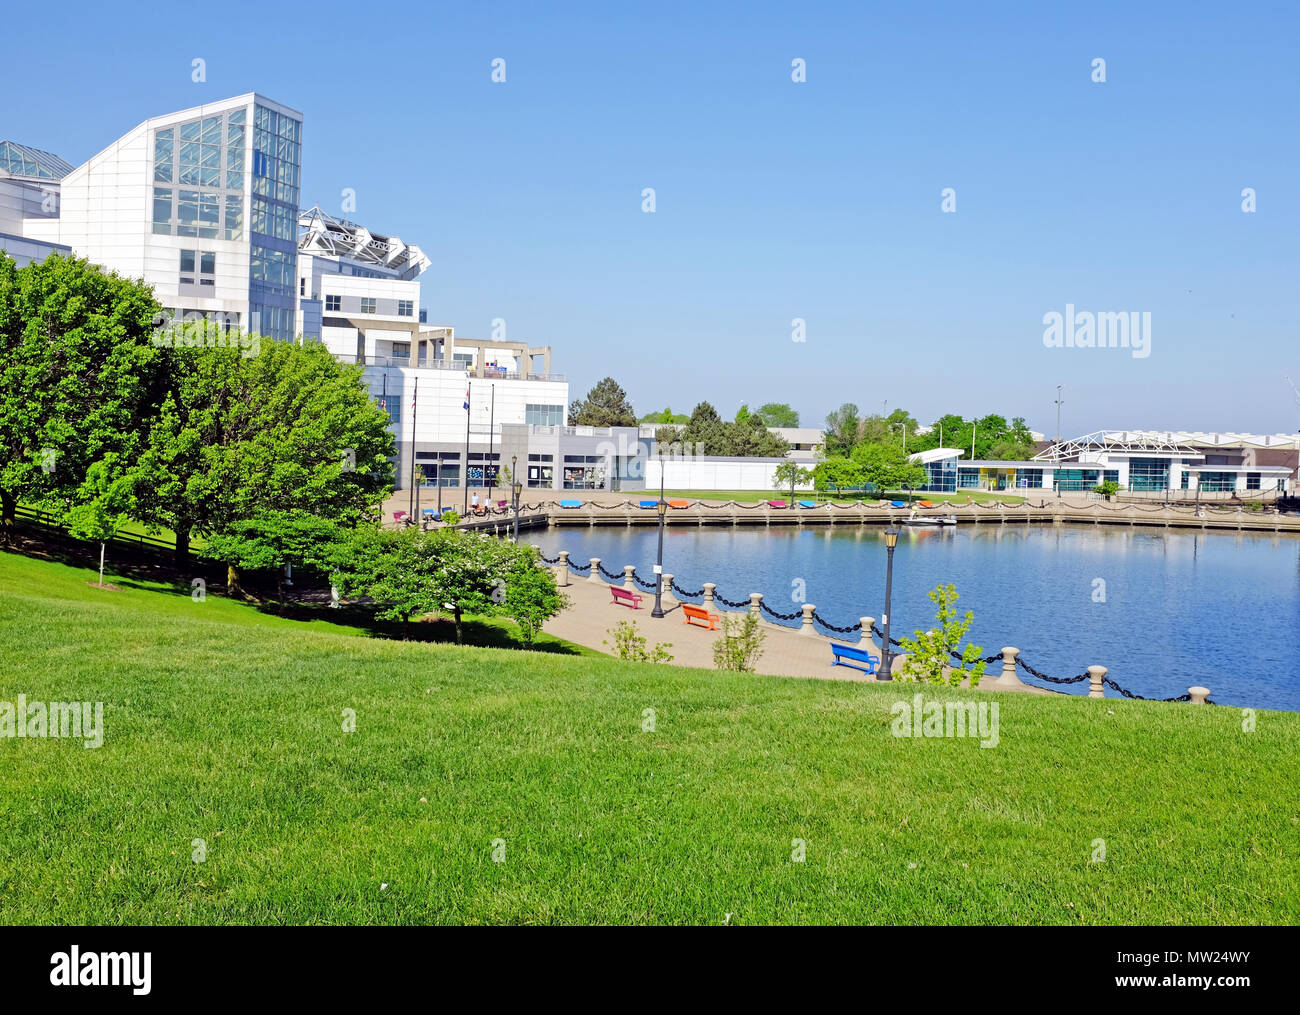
[511,454,521,541]
[878,527,900,680]
[1055,384,1064,499]
[651,464,667,618]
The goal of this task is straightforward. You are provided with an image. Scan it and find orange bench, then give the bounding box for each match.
[682,603,720,630]
[667,499,690,509]
[610,586,642,609]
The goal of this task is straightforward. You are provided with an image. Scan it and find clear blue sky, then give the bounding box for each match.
[7,1,1298,436]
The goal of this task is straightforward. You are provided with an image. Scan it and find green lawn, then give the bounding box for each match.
[662,489,1029,505]
[1,549,1296,925]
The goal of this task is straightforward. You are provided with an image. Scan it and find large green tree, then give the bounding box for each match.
[756,402,800,428]
[852,442,927,491]
[0,253,165,540]
[569,376,637,426]
[128,335,395,559]
[823,403,862,457]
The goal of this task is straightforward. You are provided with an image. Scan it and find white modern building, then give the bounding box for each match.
[912,431,1299,496]
[16,93,303,341]
[0,141,73,266]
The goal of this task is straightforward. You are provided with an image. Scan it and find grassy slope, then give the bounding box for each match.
[0,550,1296,926]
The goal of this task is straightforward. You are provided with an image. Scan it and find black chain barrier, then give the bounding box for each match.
[567,560,592,573]
[597,563,624,581]
[813,611,861,635]
[870,623,904,648]
[631,572,658,591]
[1015,657,1089,685]
[539,554,561,565]
[671,580,703,598]
[760,601,803,622]
[715,593,750,608]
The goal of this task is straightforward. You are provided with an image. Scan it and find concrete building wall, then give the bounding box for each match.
[644,457,811,491]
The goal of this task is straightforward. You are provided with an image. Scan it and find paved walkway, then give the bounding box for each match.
[542,569,1053,694]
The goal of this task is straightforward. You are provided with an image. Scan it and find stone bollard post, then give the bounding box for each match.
[556,551,570,587]
[660,572,676,606]
[1188,686,1210,705]
[749,593,763,620]
[703,583,716,609]
[993,647,1025,688]
[800,603,816,636]
[861,617,876,650]
[623,564,636,590]
[588,558,603,585]
[1087,665,1107,699]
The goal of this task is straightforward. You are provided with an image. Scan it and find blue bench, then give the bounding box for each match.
[559,499,582,509]
[798,500,817,508]
[890,500,907,508]
[638,499,658,508]
[830,642,880,675]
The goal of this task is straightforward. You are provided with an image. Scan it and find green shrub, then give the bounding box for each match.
[712,612,766,672]
[439,509,460,525]
[896,583,987,687]
[603,620,673,663]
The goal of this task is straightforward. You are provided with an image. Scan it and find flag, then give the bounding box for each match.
[463,387,470,411]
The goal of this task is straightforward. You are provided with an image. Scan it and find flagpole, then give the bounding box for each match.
[463,380,472,514]
[408,377,419,523]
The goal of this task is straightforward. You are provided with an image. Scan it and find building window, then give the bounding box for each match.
[562,455,606,490]
[325,295,341,312]
[1246,472,1261,491]
[376,394,400,427]
[1199,471,1237,492]
[397,300,413,317]
[299,277,306,296]
[179,250,216,286]
[1127,458,1171,492]
[525,403,565,426]
[360,297,377,314]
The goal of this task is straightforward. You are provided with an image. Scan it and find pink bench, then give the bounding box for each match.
[610,586,642,610]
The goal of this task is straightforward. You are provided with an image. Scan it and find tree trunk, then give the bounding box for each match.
[174,525,191,563]
[402,616,410,641]
[0,488,15,545]
[98,542,106,587]
[227,564,242,597]
[453,606,464,644]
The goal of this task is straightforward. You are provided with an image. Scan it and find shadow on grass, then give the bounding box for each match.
[5,528,583,656]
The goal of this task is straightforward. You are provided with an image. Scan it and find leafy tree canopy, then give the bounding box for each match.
[756,402,800,428]
[0,253,166,538]
[569,377,637,427]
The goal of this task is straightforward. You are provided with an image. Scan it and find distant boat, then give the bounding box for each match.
[903,510,957,526]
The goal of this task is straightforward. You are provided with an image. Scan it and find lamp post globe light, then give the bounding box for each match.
[651,467,667,618]
[511,455,522,542]
[878,527,901,680]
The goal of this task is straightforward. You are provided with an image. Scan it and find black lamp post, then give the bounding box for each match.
[878,527,900,680]
[511,455,522,541]
[651,468,667,618]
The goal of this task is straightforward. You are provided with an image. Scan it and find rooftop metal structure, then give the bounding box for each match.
[297,205,430,281]
[0,141,74,180]
[1032,430,1300,462]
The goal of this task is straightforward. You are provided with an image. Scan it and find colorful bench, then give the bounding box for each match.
[610,586,642,610]
[830,642,880,675]
[768,499,788,509]
[393,511,408,525]
[559,499,582,509]
[496,499,508,511]
[890,501,907,508]
[668,499,690,509]
[639,499,659,508]
[682,603,720,630]
[798,500,817,508]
